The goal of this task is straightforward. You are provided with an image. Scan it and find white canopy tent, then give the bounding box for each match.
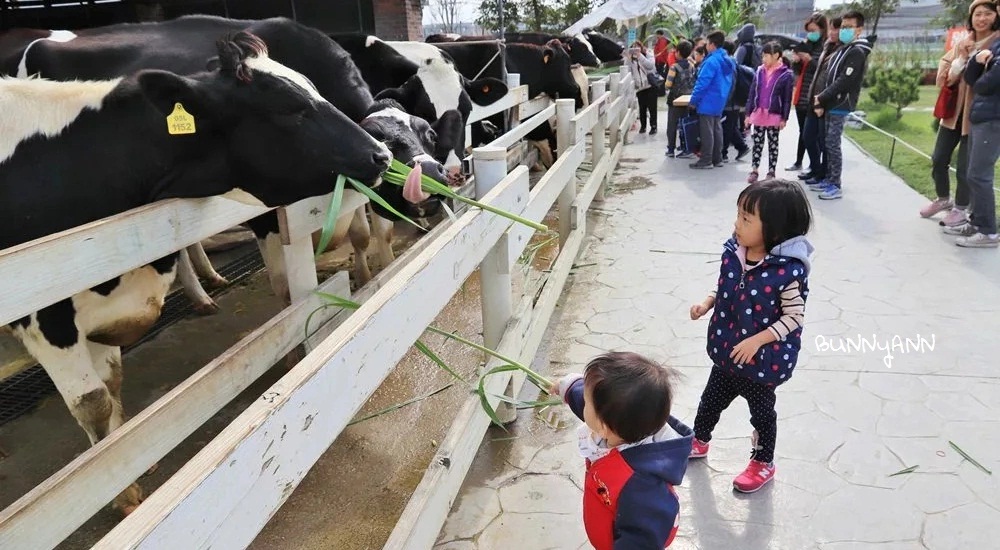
[563,0,692,37]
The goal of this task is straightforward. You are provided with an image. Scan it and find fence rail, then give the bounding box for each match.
[0,65,638,549]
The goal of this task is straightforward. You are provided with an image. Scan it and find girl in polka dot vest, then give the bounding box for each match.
[688,179,814,493]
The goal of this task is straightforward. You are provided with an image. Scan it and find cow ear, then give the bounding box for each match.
[374,86,407,104]
[464,77,508,106]
[205,56,221,71]
[543,48,554,64]
[138,70,211,118]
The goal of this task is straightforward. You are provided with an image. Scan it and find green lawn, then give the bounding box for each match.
[846,85,1000,219]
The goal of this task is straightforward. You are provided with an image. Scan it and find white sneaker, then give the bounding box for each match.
[956,232,1000,248]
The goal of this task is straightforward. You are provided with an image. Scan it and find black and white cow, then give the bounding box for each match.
[328,33,508,179]
[502,32,601,68]
[0,32,393,513]
[582,29,625,63]
[0,15,453,299]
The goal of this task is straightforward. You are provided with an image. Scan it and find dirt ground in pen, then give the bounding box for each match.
[0,206,561,549]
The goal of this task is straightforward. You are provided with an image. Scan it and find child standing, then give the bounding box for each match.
[688,179,813,493]
[665,40,696,157]
[745,42,795,184]
[550,352,693,549]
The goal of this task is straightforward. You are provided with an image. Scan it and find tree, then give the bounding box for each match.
[430,0,465,33]
[869,65,922,119]
[932,0,973,28]
[521,0,558,31]
[699,0,760,35]
[477,0,521,33]
[846,0,918,37]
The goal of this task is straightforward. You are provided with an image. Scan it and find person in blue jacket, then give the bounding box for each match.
[688,179,814,493]
[688,30,735,169]
[550,352,693,549]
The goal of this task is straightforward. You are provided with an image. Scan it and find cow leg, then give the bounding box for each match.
[368,209,395,274]
[349,207,373,285]
[177,248,219,316]
[257,233,290,304]
[85,340,148,514]
[530,140,555,170]
[13,311,142,514]
[186,243,228,288]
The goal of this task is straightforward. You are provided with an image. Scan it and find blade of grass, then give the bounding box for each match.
[425,327,553,389]
[345,177,424,231]
[477,364,523,429]
[888,465,919,477]
[415,340,466,383]
[315,175,346,258]
[347,384,453,426]
[949,441,993,475]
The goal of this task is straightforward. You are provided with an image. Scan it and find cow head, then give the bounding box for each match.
[464,76,507,106]
[582,30,624,63]
[360,99,451,219]
[562,35,601,67]
[540,39,583,108]
[147,32,390,207]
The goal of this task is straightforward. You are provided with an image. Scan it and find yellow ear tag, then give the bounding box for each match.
[167,103,196,135]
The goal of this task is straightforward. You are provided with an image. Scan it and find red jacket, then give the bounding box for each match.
[561,377,694,549]
[654,36,670,64]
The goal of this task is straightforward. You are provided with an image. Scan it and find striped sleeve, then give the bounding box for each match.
[767,280,805,340]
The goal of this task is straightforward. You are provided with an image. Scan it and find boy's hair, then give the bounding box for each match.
[656,29,665,36]
[723,40,736,55]
[706,30,725,48]
[761,41,783,56]
[841,10,865,28]
[584,352,675,443]
[831,16,843,29]
[695,45,707,56]
[805,12,828,33]
[737,179,812,251]
[677,39,693,58]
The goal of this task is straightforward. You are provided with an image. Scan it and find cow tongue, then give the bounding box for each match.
[402,163,430,203]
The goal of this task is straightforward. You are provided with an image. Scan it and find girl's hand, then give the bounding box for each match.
[690,303,709,320]
[548,381,560,395]
[780,121,787,130]
[960,38,975,57]
[730,336,762,364]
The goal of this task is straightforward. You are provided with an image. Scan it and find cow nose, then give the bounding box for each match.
[418,159,448,184]
[373,148,391,169]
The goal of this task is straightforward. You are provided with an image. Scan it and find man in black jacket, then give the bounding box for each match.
[812,10,872,200]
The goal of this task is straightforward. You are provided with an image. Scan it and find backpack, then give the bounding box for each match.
[668,59,695,103]
[738,42,762,70]
[731,63,755,108]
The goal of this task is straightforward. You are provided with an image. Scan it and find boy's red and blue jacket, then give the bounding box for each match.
[561,376,693,550]
[708,236,812,386]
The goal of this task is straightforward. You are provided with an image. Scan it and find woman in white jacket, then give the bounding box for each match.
[626,40,660,134]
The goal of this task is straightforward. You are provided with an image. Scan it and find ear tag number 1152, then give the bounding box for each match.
[167,103,196,135]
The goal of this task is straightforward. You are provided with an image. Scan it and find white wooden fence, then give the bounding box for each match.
[0,66,637,549]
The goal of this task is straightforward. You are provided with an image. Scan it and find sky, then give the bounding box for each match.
[423,0,841,27]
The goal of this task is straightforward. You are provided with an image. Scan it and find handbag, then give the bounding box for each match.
[933,83,959,120]
[647,71,665,89]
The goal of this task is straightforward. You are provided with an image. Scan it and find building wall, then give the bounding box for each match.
[760,0,816,36]
[373,0,423,40]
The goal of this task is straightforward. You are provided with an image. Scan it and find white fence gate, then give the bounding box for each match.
[0,66,638,549]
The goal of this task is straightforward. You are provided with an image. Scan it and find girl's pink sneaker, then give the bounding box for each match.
[733,459,775,493]
[689,438,710,458]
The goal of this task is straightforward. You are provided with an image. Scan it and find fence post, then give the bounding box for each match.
[591,80,608,202]
[889,137,897,169]
[556,98,577,248]
[473,145,518,423]
[609,73,621,149]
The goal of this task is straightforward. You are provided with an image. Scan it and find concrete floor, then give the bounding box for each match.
[437,113,1000,550]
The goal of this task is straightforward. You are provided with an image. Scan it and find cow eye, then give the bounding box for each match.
[426,129,437,143]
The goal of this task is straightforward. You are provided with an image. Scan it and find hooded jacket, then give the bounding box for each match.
[558,375,694,550]
[690,48,735,116]
[817,38,873,113]
[746,63,795,120]
[734,24,762,69]
[708,236,813,386]
[964,38,1000,124]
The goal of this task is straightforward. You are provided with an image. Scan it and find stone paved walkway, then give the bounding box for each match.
[435,113,1000,550]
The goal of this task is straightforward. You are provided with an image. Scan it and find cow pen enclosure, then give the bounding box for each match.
[0,63,638,549]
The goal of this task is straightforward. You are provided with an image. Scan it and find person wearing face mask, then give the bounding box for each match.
[920,0,999,228]
[811,10,872,200]
[787,13,828,173]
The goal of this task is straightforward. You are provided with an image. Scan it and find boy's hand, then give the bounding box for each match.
[690,303,710,320]
[730,335,763,364]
